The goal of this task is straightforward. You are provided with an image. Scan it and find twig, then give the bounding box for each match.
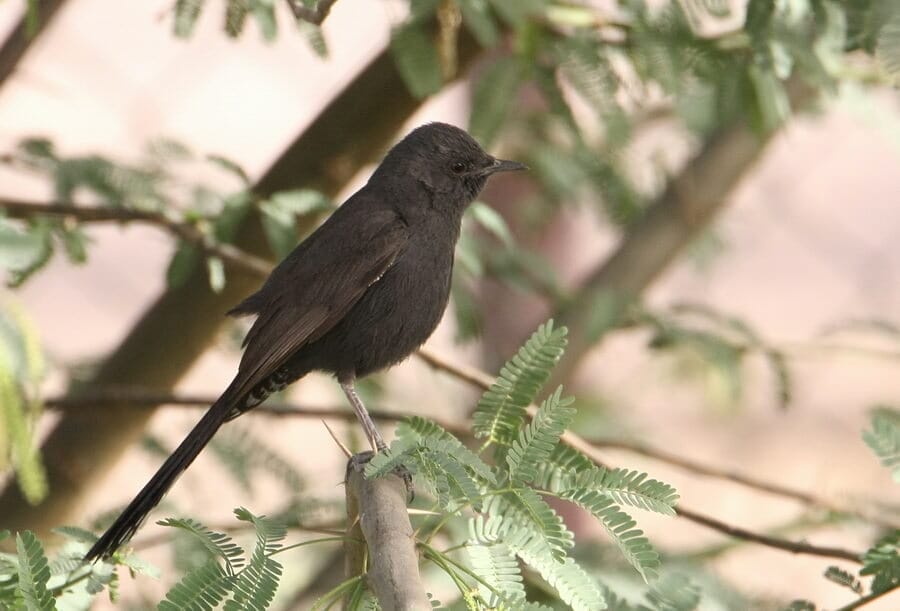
[0,199,272,277]
[593,439,899,530]
[285,0,339,25]
[674,506,860,563]
[44,384,869,561]
[414,349,865,563]
[131,518,346,551]
[345,456,430,610]
[834,583,900,611]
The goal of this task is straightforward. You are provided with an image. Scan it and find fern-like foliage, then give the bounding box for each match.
[863,406,900,481]
[643,573,701,611]
[861,531,900,594]
[506,386,576,485]
[485,488,574,562]
[472,320,568,448]
[824,566,863,595]
[15,531,55,611]
[567,467,679,516]
[156,517,245,575]
[561,489,660,582]
[158,561,231,611]
[465,542,526,607]
[366,429,493,511]
[224,509,286,611]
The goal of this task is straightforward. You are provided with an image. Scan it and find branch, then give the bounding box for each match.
[0,0,69,86]
[345,455,430,610]
[414,348,865,563]
[674,506,860,563]
[593,439,899,531]
[0,199,272,277]
[548,77,817,387]
[834,583,900,611]
[285,0,339,25]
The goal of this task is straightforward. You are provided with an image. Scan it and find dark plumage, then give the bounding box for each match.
[85,122,525,561]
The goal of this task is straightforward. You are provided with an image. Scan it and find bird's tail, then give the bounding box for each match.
[84,391,239,561]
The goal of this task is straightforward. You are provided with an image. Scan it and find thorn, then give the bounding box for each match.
[322,420,352,458]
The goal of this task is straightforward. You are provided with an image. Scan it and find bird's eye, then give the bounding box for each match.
[451,161,466,174]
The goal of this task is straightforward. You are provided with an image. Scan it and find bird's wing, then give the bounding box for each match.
[227,205,409,401]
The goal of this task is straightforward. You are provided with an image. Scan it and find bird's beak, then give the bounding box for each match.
[484,158,528,175]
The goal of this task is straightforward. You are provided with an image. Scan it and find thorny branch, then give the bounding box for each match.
[49,383,870,562]
[0,199,272,276]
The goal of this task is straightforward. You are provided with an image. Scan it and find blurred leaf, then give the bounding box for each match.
[823,566,863,595]
[863,406,900,482]
[206,154,251,185]
[214,192,253,243]
[451,274,482,342]
[860,531,900,594]
[487,0,545,28]
[468,202,513,248]
[877,11,900,80]
[259,190,330,258]
[644,573,701,611]
[298,21,328,57]
[60,227,89,264]
[0,220,52,287]
[390,21,443,99]
[174,0,206,38]
[469,57,522,148]
[225,0,250,37]
[252,0,278,41]
[207,256,226,293]
[458,0,499,47]
[748,65,790,133]
[166,241,202,288]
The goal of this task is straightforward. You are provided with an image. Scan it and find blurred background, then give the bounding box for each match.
[0,0,899,609]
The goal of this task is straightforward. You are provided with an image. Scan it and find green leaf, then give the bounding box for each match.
[465,543,525,606]
[158,561,231,611]
[863,406,900,481]
[225,0,250,37]
[877,11,900,80]
[473,320,568,448]
[564,467,679,516]
[561,490,659,582]
[390,21,443,99]
[487,0,545,28]
[644,573,701,611]
[488,488,574,562]
[224,508,286,610]
[206,154,251,185]
[173,0,206,38]
[506,386,576,485]
[251,0,278,41]
[206,256,225,293]
[469,57,522,148]
[166,241,201,288]
[861,531,900,594]
[156,517,245,574]
[467,202,514,248]
[458,0,499,46]
[260,190,330,258]
[15,531,55,611]
[0,336,48,505]
[396,417,496,483]
[0,220,53,287]
[824,566,863,595]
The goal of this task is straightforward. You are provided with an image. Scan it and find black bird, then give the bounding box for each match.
[85,122,526,560]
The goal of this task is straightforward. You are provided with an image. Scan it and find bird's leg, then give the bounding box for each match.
[339,378,387,452]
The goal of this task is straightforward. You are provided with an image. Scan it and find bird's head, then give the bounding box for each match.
[375,122,526,211]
